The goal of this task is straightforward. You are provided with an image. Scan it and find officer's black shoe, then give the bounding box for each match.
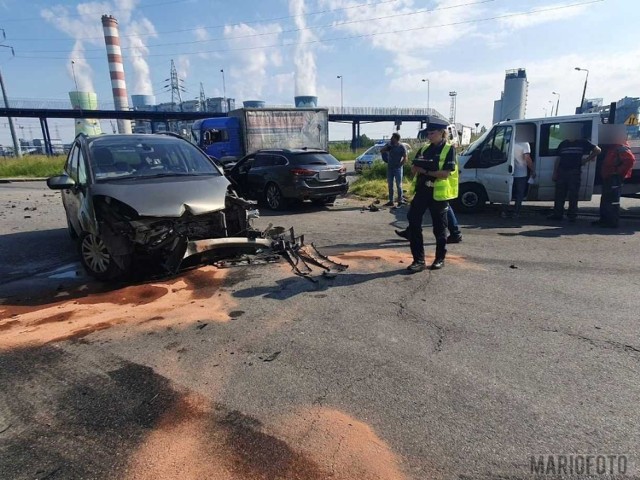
[395,229,409,240]
[430,258,445,270]
[407,261,426,273]
[447,235,462,244]
[547,214,563,220]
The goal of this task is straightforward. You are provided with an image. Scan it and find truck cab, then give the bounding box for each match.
[192,117,242,164]
[456,114,602,212]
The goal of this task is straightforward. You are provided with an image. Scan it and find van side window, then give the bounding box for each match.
[465,125,512,169]
[540,121,591,156]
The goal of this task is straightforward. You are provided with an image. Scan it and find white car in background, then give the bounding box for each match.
[354,142,411,173]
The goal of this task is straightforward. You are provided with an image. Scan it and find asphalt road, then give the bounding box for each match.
[1,181,640,479]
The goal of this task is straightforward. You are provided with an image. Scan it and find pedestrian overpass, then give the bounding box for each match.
[0,98,449,155]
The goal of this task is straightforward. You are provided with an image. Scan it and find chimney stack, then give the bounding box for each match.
[101,15,132,134]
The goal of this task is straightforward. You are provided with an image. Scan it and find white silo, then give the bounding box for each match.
[500,68,528,121]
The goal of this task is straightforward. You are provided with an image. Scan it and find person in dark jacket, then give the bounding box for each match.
[380,133,408,207]
[548,125,601,221]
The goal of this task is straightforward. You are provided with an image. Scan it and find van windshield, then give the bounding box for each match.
[462,129,491,155]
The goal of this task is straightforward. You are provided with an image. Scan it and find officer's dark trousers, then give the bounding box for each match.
[407,189,448,263]
[553,169,581,218]
[599,175,622,227]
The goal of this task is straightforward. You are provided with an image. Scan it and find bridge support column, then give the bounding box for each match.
[39,117,53,156]
[350,120,360,152]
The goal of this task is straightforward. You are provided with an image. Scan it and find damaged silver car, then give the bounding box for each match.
[47,133,270,280]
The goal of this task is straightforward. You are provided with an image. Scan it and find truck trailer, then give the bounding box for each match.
[192,108,329,165]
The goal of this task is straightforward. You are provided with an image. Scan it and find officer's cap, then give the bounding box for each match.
[425,118,449,131]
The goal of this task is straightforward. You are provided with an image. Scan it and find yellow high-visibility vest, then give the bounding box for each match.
[414,142,459,201]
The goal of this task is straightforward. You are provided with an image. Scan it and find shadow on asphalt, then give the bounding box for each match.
[232,268,408,300]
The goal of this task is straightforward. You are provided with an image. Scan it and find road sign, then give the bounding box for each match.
[624,113,638,126]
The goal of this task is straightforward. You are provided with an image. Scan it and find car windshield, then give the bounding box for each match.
[364,146,382,156]
[289,153,342,166]
[89,136,222,182]
[462,129,491,155]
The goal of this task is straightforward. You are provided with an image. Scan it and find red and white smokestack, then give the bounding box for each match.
[101,15,132,134]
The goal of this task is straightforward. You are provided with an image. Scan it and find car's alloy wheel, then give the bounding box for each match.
[81,233,111,274]
[78,232,128,280]
[265,183,284,210]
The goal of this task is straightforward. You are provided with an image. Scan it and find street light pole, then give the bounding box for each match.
[220,69,226,112]
[422,78,430,113]
[336,75,343,113]
[0,42,21,157]
[552,91,560,116]
[574,67,589,113]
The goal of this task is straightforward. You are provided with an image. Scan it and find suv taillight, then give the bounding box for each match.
[290,168,316,176]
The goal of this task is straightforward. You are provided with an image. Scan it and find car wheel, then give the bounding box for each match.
[264,183,285,210]
[67,217,79,240]
[78,232,129,280]
[455,184,487,213]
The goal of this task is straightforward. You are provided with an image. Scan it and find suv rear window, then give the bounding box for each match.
[289,153,341,166]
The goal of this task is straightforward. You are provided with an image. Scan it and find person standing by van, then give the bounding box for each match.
[395,119,458,271]
[592,134,635,228]
[548,127,601,221]
[512,141,535,217]
[380,133,407,207]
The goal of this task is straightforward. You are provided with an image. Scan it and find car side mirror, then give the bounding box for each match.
[47,174,76,190]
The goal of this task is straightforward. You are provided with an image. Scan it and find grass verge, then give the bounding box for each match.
[0,155,66,178]
[349,160,416,201]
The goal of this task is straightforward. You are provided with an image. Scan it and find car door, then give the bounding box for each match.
[464,125,514,204]
[75,145,94,233]
[62,143,82,233]
[247,153,275,196]
[227,154,255,197]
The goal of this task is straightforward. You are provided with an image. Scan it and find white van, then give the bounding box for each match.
[455,114,640,212]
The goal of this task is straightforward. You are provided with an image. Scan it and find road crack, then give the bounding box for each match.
[542,328,640,357]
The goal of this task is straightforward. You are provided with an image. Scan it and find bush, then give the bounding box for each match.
[0,155,66,178]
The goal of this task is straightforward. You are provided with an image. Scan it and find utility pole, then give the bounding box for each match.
[449,91,457,125]
[0,31,21,157]
[199,82,206,111]
[336,75,343,113]
[422,78,430,113]
[220,69,226,112]
[552,91,560,116]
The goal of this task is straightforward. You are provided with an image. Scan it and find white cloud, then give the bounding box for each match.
[194,26,209,42]
[223,22,284,99]
[497,2,591,30]
[319,0,489,74]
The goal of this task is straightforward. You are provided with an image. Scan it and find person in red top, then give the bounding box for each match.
[593,132,636,228]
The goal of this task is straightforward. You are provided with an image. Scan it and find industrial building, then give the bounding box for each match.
[492,68,529,124]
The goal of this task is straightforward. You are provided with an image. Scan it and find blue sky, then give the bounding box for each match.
[0,0,637,145]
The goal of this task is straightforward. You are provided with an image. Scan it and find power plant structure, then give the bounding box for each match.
[493,68,529,123]
[101,15,132,134]
[68,91,102,136]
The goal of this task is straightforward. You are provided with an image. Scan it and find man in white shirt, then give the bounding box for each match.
[512,142,534,217]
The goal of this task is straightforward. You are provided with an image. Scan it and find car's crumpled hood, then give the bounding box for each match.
[91,175,231,217]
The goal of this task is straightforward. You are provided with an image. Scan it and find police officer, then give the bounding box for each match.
[395,119,458,271]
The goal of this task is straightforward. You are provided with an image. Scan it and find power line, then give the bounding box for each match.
[9,0,401,42]
[0,0,195,24]
[19,0,493,54]
[14,0,605,61]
